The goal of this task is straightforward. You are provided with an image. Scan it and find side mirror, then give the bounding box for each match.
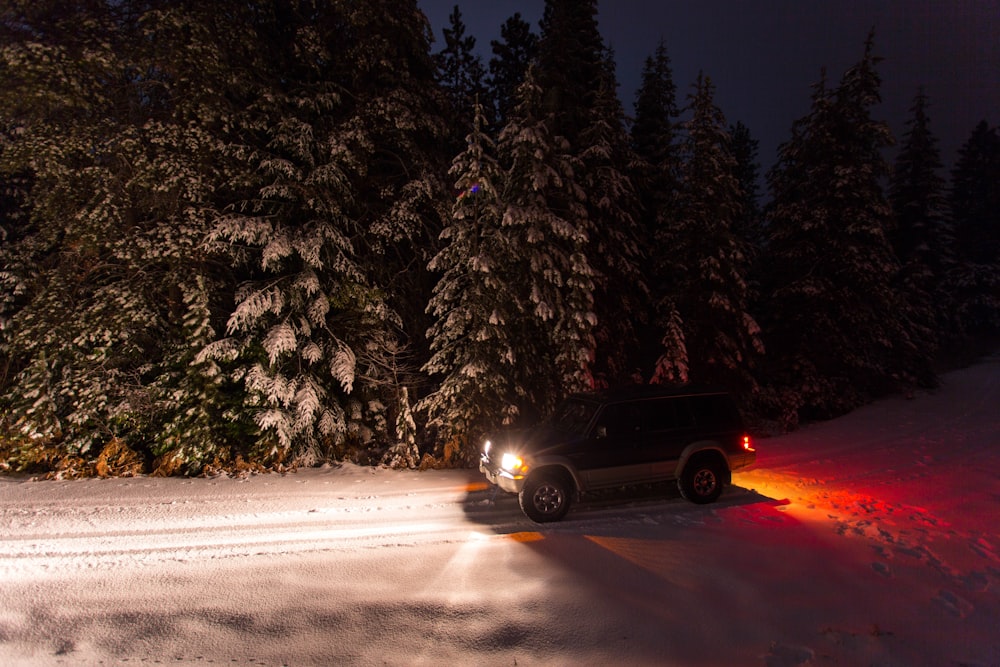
[595,425,607,439]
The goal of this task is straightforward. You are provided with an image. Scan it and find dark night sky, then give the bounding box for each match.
[417,0,999,174]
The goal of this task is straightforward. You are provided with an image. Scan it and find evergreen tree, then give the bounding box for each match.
[531,0,647,392]
[497,68,597,413]
[0,146,31,347]
[420,100,521,457]
[888,89,951,368]
[0,0,248,470]
[205,0,449,464]
[760,34,930,424]
[0,0,449,473]
[133,0,275,471]
[653,74,762,394]
[730,121,764,252]
[488,12,538,129]
[329,1,450,399]
[0,1,128,455]
[433,5,489,138]
[536,0,605,145]
[948,120,1000,334]
[631,39,680,198]
[951,121,1000,264]
[729,120,765,364]
[631,40,683,376]
[579,47,647,386]
[203,0,370,460]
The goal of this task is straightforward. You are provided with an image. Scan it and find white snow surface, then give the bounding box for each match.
[1,355,998,666]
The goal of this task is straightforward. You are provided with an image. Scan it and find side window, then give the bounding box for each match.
[642,398,695,432]
[593,402,642,438]
[688,395,741,429]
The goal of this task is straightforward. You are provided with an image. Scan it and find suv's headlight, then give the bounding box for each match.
[501,452,528,475]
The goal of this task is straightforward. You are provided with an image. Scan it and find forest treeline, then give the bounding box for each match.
[1,1,997,476]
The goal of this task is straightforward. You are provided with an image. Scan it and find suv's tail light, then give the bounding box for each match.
[742,435,755,452]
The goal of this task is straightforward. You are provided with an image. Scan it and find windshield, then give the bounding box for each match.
[548,398,599,435]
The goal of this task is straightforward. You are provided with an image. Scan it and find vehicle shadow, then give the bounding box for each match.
[461,478,779,538]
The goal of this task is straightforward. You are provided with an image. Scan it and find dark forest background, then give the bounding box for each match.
[1,0,997,476]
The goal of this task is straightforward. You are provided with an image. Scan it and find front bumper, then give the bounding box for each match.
[480,456,525,494]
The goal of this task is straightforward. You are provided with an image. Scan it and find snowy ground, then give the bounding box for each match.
[1,354,998,666]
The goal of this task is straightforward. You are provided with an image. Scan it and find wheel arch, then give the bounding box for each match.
[526,460,581,496]
[676,442,732,486]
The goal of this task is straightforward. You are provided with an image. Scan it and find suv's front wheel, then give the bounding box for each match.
[519,472,572,522]
[679,454,725,504]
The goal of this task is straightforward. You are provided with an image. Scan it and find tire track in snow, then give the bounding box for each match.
[0,477,520,578]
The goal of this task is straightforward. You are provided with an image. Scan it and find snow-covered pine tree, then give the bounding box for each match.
[948,121,1000,336]
[524,0,648,391]
[656,73,762,395]
[205,7,370,460]
[498,67,597,414]
[888,89,951,379]
[205,0,448,465]
[832,33,934,393]
[760,33,929,423]
[757,72,835,424]
[121,1,267,471]
[419,99,523,458]
[0,2,136,457]
[631,40,685,381]
[153,276,236,473]
[0,1,246,470]
[343,0,451,399]
[335,0,451,463]
[578,47,648,386]
[487,13,538,130]
[0,142,31,355]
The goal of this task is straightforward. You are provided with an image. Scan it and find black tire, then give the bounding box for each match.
[519,472,572,523]
[678,454,725,504]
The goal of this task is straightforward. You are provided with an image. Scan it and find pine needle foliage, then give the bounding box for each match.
[657,73,763,395]
[420,100,523,456]
[498,68,598,413]
[0,0,448,472]
[760,33,931,423]
[0,0,248,469]
[204,0,447,464]
[888,89,951,377]
[947,121,1000,336]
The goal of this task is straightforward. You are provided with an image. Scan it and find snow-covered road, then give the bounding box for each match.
[1,355,998,666]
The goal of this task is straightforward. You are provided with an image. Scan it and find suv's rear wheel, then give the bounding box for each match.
[679,454,724,504]
[519,472,572,522]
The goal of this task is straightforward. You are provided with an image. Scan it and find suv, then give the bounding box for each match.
[479,386,755,522]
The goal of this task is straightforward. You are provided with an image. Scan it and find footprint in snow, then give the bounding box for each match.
[871,560,892,577]
[959,570,990,593]
[969,538,998,562]
[933,589,974,618]
[763,642,815,667]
